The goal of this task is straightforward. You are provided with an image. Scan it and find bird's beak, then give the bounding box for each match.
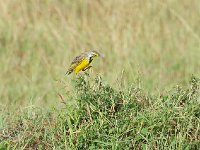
[99,55,104,58]
[98,54,104,58]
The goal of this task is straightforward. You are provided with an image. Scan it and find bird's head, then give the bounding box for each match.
[88,50,103,58]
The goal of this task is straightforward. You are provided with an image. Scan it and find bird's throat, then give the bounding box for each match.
[89,57,93,63]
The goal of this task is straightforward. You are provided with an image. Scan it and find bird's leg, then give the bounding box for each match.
[82,65,92,71]
[82,66,92,77]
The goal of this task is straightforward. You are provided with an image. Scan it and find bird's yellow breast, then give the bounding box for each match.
[74,59,90,73]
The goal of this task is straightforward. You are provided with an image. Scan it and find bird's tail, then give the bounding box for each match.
[66,69,73,75]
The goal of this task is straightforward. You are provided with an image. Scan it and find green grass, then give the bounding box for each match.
[0,76,199,149]
[0,0,200,149]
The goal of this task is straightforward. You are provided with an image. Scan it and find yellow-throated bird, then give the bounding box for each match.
[66,50,102,75]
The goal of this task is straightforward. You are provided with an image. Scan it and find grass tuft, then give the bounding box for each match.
[1,76,199,149]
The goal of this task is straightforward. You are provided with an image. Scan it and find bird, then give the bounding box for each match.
[66,50,102,75]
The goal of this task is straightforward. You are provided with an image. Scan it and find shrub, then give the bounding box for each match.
[1,76,199,149]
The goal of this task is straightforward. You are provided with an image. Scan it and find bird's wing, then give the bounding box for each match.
[66,54,85,75]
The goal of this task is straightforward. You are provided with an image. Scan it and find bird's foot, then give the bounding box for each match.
[84,72,90,77]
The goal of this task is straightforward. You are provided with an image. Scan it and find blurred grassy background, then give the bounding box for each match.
[0,0,200,108]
